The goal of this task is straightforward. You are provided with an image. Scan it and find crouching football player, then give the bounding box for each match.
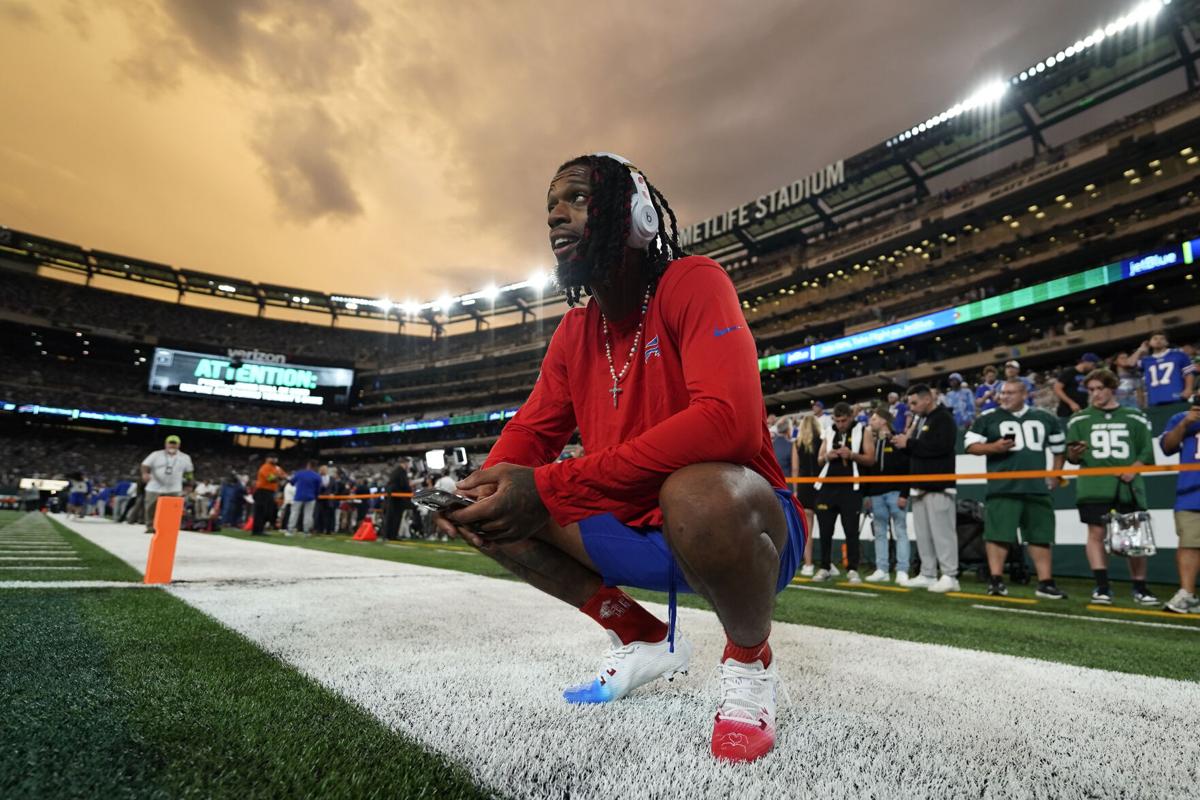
[437,153,806,763]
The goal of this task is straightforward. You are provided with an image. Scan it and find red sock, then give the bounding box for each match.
[580,586,668,645]
[723,636,772,668]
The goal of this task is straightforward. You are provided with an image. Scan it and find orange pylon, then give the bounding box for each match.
[144,496,184,584]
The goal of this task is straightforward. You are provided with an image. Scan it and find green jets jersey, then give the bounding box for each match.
[1065,405,1154,507]
[965,407,1065,496]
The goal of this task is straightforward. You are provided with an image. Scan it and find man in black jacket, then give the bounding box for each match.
[892,384,960,593]
[382,457,415,541]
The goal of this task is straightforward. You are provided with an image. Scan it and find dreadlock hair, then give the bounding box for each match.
[554,154,688,307]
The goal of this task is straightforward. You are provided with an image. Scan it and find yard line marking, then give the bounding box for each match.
[0,566,87,570]
[0,581,154,589]
[0,546,73,550]
[947,591,1038,605]
[836,581,910,593]
[0,556,81,561]
[973,604,1200,631]
[788,584,879,597]
[434,548,478,556]
[1085,604,1200,621]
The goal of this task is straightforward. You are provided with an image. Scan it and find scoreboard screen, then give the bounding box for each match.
[148,348,354,408]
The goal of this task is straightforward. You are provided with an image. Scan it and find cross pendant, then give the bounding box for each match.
[609,381,623,408]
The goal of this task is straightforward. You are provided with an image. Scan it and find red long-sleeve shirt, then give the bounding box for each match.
[483,255,794,528]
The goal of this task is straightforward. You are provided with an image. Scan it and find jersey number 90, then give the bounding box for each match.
[998,420,1046,451]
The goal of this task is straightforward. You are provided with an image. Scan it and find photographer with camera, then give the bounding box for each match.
[1065,369,1158,605]
[1158,400,1200,613]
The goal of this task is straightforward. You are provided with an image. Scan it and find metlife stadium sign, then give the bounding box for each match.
[679,160,846,249]
[148,348,354,408]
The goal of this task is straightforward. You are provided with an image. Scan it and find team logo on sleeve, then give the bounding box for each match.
[644,335,661,363]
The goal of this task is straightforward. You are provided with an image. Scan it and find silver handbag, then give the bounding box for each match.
[1102,484,1156,558]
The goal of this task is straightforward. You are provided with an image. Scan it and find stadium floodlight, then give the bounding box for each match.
[482,284,499,301]
[529,270,549,291]
[218,283,237,293]
[400,301,419,317]
[436,294,453,312]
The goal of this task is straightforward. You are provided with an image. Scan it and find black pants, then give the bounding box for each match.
[251,489,276,534]
[816,489,862,571]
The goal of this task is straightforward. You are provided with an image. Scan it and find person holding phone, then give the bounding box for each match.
[965,380,1068,598]
[434,154,806,763]
[1065,369,1158,605]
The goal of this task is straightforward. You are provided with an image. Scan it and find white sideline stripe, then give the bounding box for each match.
[0,566,87,570]
[972,604,1200,632]
[0,581,153,589]
[0,545,73,549]
[60,517,1200,800]
[788,584,879,597]
[0,556,80,561]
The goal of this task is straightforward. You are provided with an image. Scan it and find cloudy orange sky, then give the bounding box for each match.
[0,0,1132,303]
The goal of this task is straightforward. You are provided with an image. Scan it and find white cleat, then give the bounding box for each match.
[846,570,862,584]
[711,657,778,763]
[901,574,936,589]
[895,571,910,585]
[563,630,692,704]
[799,564,815,578]
[812,568,831,582]
[864,569,889,583]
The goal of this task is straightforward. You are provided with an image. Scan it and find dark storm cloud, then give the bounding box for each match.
[250,103,364,223]
[110,0,373,221]
[0,1,41,27]
[380,0,1131,260]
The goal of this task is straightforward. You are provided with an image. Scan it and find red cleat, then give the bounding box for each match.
[710,658,778,763]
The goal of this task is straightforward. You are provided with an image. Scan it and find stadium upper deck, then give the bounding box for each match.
[3,0,1198,337]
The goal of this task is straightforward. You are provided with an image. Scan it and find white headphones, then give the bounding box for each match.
[592,152,660,249]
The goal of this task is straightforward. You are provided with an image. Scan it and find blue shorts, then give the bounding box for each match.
[579,489,807,594]
[68,492,86,506]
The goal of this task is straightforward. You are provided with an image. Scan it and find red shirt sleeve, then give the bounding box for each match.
[532,262,764,526]
[482,314,579,469]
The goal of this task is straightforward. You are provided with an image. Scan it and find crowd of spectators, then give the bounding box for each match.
[765,333,1200,613]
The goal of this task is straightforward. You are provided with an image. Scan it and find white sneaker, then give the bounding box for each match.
[895,571,910,585]
[864,569,889,583]
[846,570,862,584]
[928,575,960,593]
[799,564,815,578]
[562,630,692,704]
[711,658,778,763]
[901,574,935,589]
[829,565,841,577]
[1164,589,1199,614]
[812,568,831,582]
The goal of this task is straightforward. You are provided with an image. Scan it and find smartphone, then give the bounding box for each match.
[412,488,476,512]
[1002,433,1016,441]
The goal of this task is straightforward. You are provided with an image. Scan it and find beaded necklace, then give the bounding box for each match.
[600,285,652,409]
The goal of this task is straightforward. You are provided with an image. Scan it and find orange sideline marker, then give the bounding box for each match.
[144,496,184,584]
[352,517,378,541]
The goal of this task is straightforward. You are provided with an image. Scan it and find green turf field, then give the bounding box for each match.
[0,515,493,800]
[211,527,1200,682]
